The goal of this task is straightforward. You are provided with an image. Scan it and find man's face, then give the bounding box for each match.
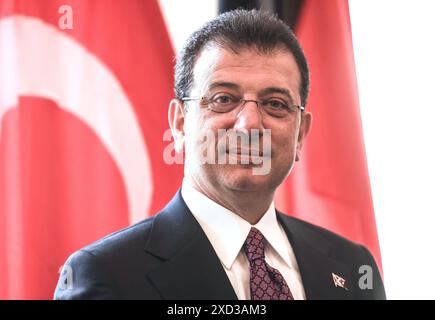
[170,45,311,194]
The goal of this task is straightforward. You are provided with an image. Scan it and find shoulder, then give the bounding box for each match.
[80,215,155,257]
[278,213,386,299]
[277,212,381,273]
[278,212,367,253]
[54,215,161,299]
[63,214,160,274]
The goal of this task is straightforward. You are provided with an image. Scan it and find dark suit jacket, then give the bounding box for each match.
[54,189,386,300]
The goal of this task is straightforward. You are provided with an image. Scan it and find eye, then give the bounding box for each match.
[212,93,238,105]
[207,93,240,113]
[265,99,289,110]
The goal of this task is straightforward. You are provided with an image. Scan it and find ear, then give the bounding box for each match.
[168,98,186,153]
[295,111,312,162]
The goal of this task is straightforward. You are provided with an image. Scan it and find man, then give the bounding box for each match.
[55,9,386,300]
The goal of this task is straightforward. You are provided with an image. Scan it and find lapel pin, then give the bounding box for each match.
[332,273,348,290]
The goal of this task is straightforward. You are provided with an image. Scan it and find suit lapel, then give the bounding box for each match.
[277,213,354,300]
[144,190,237,300]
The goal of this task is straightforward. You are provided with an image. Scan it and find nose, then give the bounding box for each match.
[233,100,264,131]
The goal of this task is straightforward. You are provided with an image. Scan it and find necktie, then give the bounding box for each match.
[244,227,294,300]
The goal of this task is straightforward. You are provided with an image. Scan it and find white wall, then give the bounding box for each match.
[159,0,435,299]
[158,0,218,53]
[349,0,435,299]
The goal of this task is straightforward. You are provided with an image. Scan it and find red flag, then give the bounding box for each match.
[0,0,181,299]
[275,0,383,273]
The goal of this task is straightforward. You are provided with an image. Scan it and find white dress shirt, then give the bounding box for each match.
[181,177,306,300]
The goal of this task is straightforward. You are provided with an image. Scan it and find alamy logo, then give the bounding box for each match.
[58,265,73,290]
[358,265,373,290]
[58,5,73,30]
[163,128,272,176]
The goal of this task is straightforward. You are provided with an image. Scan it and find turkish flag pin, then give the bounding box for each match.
[332,273,348,290]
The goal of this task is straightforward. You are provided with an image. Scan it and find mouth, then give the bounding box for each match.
[226,148,263,157]
[224,148,270,166]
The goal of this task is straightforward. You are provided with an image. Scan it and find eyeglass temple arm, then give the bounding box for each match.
[181,97,202,102]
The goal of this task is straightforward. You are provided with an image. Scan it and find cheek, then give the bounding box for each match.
[271,128,297,161]
[184,113,222,153]
[185,111,207,139]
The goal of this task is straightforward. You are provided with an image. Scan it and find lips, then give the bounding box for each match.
[227,148,263,156]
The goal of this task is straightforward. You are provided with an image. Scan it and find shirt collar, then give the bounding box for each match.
[181,177,292,270]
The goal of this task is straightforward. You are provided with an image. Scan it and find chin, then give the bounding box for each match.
[220,166,273,192]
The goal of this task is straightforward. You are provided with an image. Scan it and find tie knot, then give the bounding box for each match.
[244,227,265,262]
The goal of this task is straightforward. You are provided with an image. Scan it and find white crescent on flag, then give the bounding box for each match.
[0,16,153,224]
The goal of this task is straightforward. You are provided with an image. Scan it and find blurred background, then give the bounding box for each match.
[1,0,434,299]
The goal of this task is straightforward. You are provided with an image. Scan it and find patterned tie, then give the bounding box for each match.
[244,227,294,300]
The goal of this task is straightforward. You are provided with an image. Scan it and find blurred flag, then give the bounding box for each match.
[0,0,181,299]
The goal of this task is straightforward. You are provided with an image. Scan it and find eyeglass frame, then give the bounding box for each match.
[181,95,305,115]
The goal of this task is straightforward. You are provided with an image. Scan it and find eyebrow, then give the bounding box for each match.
[206,81,241,92]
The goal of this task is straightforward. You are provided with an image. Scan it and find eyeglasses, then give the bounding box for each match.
[182,92,304,118]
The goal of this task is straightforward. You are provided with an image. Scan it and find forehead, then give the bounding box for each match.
[191,45,301,102]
